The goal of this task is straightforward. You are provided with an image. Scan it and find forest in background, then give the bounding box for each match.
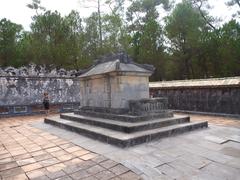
[0,0,239,81]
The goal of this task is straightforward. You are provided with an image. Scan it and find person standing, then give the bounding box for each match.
[43,92,50,115]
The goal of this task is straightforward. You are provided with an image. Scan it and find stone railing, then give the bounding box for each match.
[128,98,168,115]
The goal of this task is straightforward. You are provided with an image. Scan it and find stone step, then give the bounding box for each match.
[60,113,190,133]
[74,110,173,122]
[44,116,208,148]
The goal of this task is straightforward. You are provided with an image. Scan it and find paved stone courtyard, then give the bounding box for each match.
[0,116,139,180]
[1,114,240,180]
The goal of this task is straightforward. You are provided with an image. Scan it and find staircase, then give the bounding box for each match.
[44,110,208,148]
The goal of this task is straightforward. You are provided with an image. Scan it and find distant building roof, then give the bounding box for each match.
[149,77,240,89]
[79,53,154,78]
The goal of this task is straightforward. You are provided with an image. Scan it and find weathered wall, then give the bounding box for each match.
[111,75,149,108]
[0,64,82,116]
[80,76,108,108]
[80,74,149,109]
[0,76,80,106]
[151,87,240,116]
[0,76,81,116]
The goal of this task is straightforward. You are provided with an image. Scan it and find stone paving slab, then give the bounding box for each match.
[0,115,141,180]
[179,113,240,128]
[31,113,240,180]
[1,114,240,180]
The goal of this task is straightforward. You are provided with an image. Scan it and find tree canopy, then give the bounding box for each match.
[0,0,239,80]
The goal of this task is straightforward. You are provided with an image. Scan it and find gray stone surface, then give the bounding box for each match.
[42,52,207,149]
[128,97,168,115]
[0,64,81,116]
[32,120,240,180]
[79,52,154,78]
[79,53,153,109]
[0,76,80,106]
[0,63,79,77]
[74,109,173,122]
[44,114,207,147]
[0,64,80,106]
[150,77,240,115]
[59,113,190,133]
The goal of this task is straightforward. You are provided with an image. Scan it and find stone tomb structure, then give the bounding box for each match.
[79,54,152,110]
[45,53,208,147]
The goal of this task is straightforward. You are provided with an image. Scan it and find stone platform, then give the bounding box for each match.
[44,107,208,147]
[43,54,208,147]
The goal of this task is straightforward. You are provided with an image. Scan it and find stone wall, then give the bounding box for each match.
[0,64,81,116]
[80,76,108,108]
[150,78,240,116]
[80,74,149,109]
[111,75,149,109]
[0,76,81,106]
[0,76,81,116]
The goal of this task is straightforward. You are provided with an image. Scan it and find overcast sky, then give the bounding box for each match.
[0,0,237,31]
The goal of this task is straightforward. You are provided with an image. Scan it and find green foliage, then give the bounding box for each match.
[165,0,240,79]
[126,0,170,80]
[84,13,101,60]
[0,0,239,80]
[218,20,240,76]
[30,11,66,65]
[165,0,206,79]
[28,10,91,69]
[0,18,23,67]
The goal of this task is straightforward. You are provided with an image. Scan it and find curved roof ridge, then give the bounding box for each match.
[79,53,154,78]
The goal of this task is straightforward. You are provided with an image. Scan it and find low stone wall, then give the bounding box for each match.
[129,98,168,115]
[150,77,240,116]
[1,67,239,118]
[0,76,81,116]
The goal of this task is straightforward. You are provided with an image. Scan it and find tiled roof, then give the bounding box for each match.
[149,77,240,89]
[79,53,153,78]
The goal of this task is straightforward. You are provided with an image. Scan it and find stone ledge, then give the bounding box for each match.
[60,113,190,133]
[129,98,168,115]
[44,116,208,148]
[74,110,173,122]
[172,110,240,119]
